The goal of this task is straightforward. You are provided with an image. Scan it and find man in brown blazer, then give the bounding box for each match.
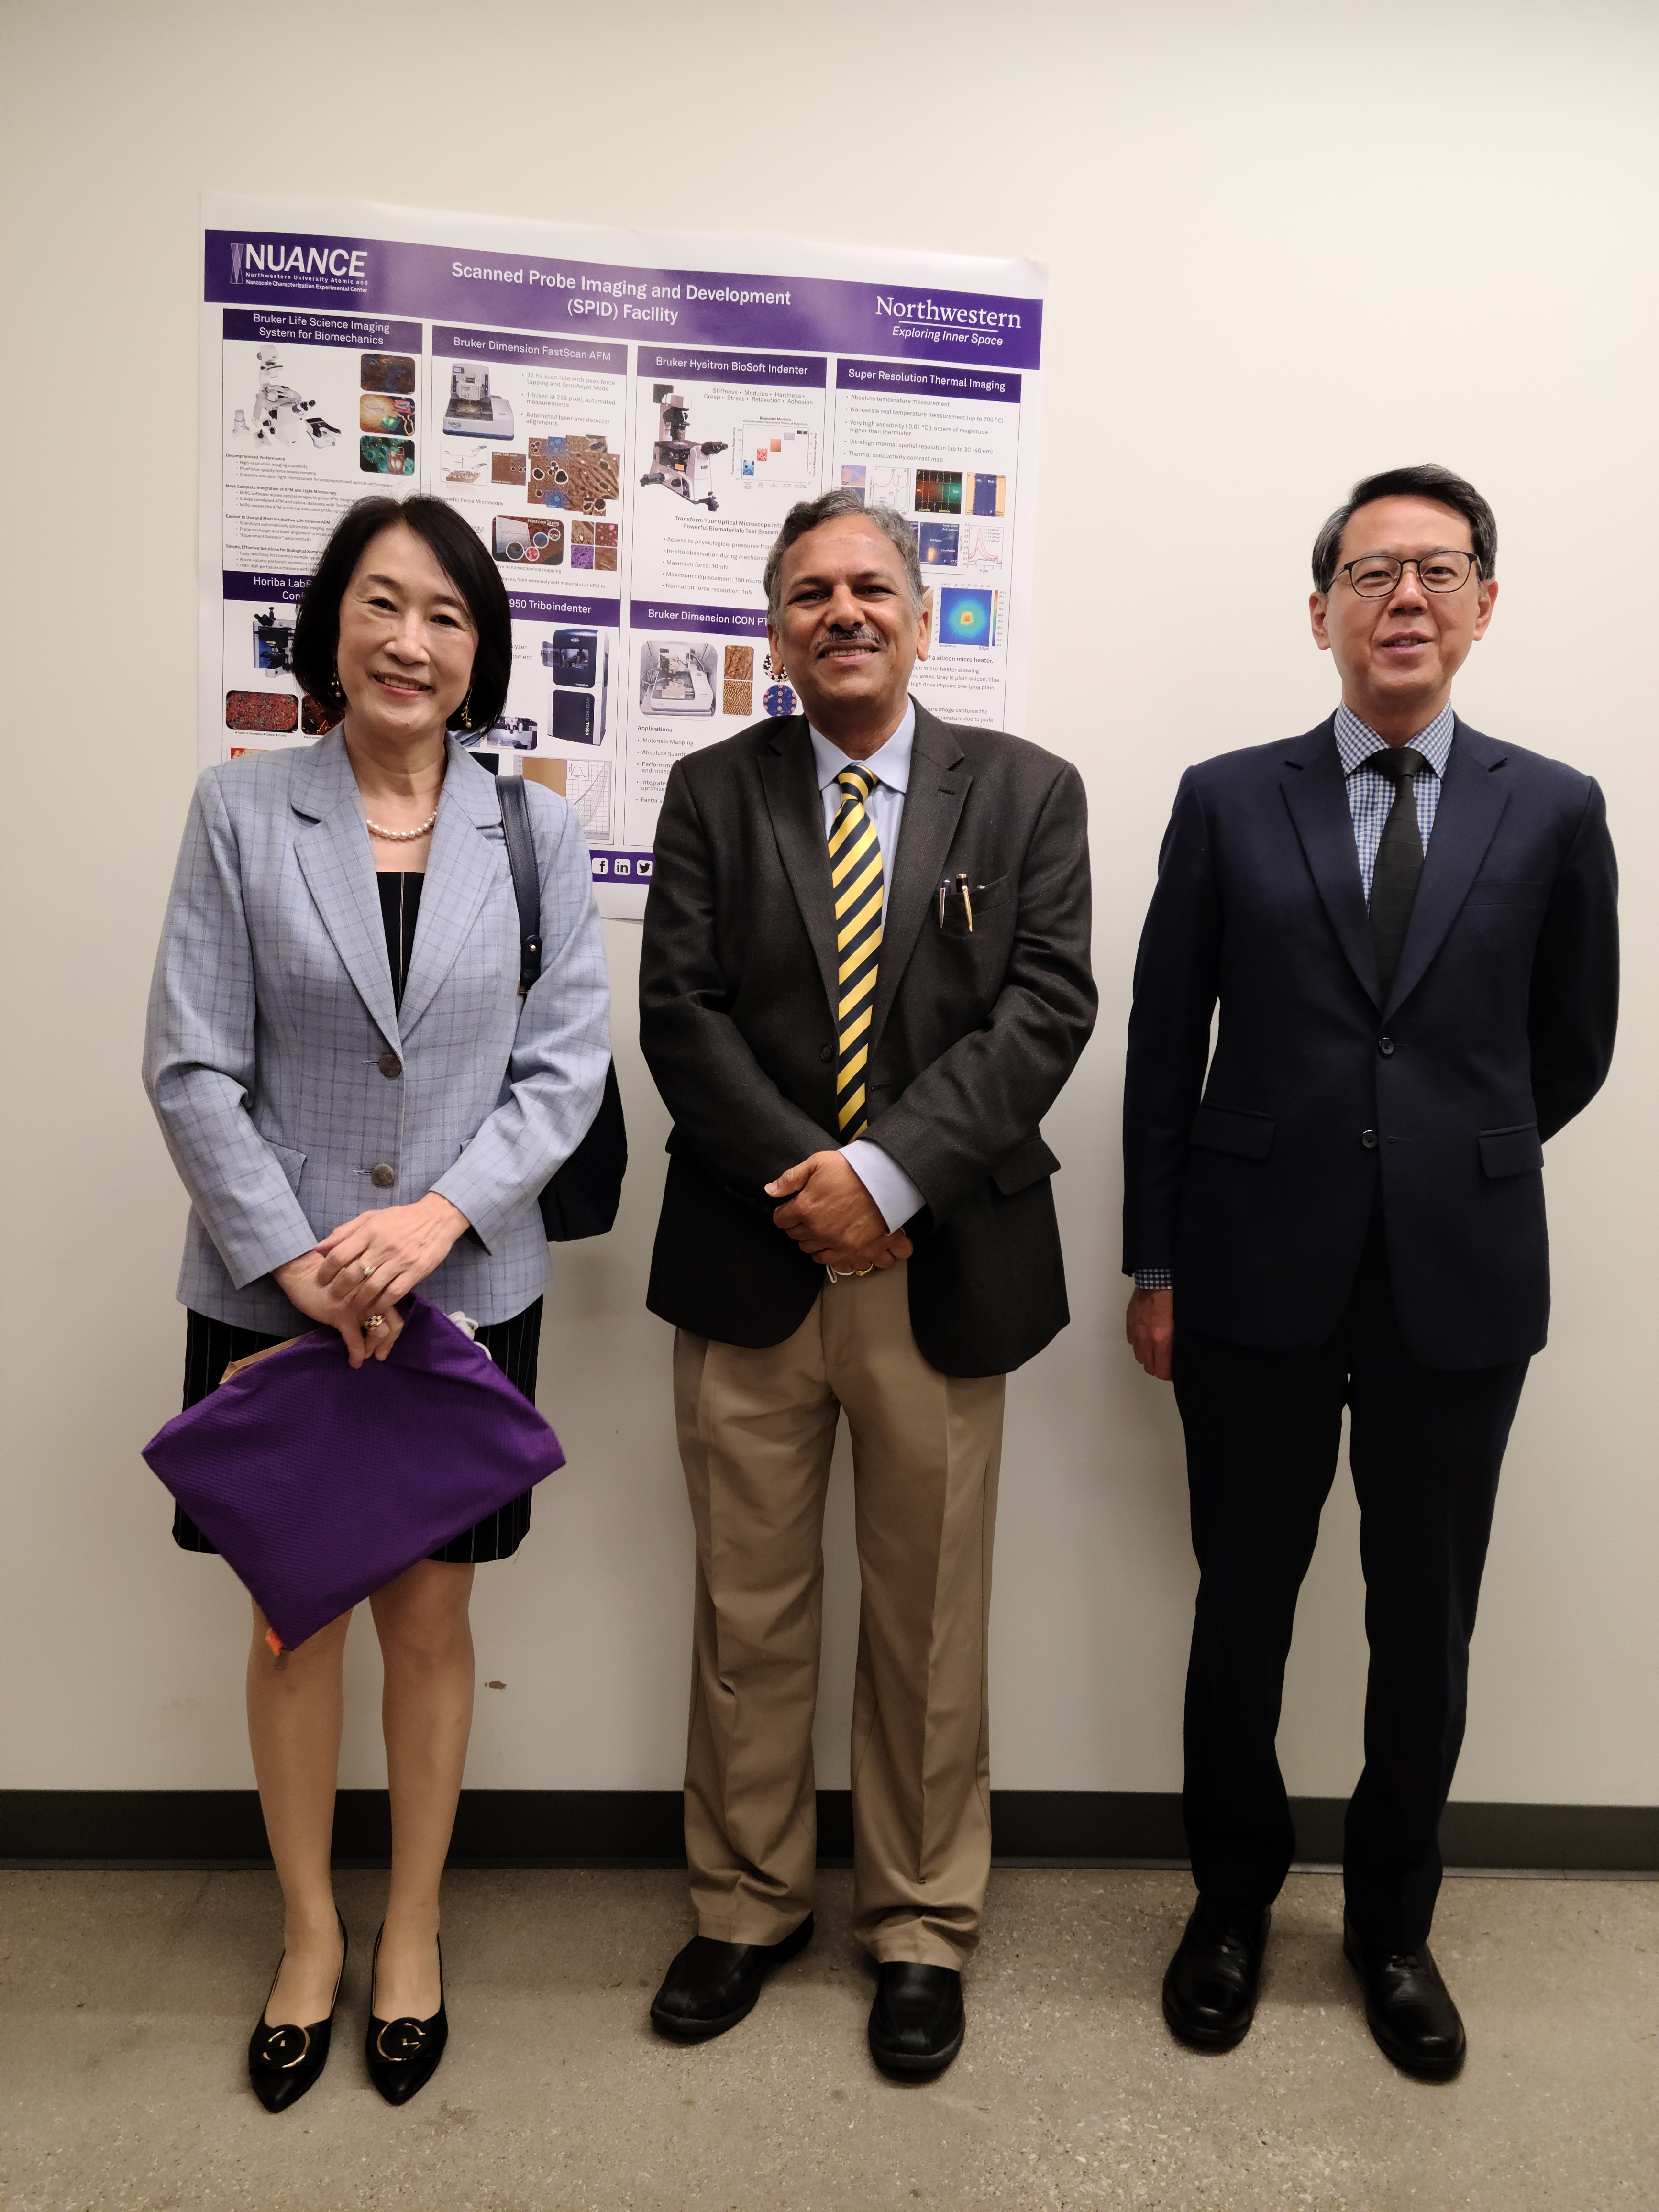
[638,487,1095,2077]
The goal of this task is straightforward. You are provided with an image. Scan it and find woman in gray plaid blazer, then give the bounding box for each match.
[144,497,609,2110]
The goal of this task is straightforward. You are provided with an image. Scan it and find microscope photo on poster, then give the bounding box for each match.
[199,193,1045,918]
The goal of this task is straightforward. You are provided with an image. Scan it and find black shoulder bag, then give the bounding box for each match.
[498,777,628,1241]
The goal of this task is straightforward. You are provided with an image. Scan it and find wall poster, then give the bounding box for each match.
[200,193,1045,918]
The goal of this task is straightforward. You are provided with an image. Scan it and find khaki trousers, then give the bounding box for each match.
[674,1260,1006,1968]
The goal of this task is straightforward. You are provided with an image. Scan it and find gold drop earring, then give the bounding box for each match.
[460,691,473,730]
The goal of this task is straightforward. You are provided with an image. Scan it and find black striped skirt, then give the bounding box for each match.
[170,1299,543,1566]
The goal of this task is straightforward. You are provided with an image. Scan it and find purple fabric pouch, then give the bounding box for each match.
[141,1296,565,1651]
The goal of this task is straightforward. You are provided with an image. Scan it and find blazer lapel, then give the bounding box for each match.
[291,734,402,1048]
[758,719,840,1018]
[396,741,505,1038]
[1279,718,1380,1007]
[1383,720,1510,1018]
[868,705,969,1055]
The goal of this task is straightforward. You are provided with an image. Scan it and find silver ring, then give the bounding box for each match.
[361,1261,376,1280]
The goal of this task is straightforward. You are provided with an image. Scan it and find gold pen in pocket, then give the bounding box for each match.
[937,875,976,931]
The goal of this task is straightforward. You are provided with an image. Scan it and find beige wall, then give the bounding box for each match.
[2,0,1653,1806]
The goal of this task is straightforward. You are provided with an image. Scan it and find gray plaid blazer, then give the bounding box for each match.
[144,732,610,1332]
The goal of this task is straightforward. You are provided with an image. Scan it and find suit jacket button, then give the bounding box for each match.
[378,1051,402,1078]
[1377,1036,1395,1057]
[1360,1129,1378,1150]
[820,1044,834,1062]
[370,1163,396,1187]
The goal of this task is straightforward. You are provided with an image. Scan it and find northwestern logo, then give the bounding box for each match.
[233,241,369,284]
[875,292,1021,332]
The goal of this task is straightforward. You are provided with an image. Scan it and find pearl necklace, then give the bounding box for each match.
[364,807,439,843]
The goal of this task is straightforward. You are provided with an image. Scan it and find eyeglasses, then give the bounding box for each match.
[1336,550,1480,598]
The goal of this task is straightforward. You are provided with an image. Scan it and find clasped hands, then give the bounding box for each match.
[273,1193,470,1367]
[766,1151,912,1274]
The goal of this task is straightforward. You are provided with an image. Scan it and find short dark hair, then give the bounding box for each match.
[763,488,924,623]
[292,495,513,731]
[1312,464,1497,593]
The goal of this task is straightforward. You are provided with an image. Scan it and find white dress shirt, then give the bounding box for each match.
[807,702,927,1234]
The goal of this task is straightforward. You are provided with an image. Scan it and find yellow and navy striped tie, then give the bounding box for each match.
[830,766,884,1137]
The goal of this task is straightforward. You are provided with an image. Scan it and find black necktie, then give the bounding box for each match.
[1367,746,1427,1002]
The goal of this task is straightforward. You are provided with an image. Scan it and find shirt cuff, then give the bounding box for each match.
[841,1139,926,1234]
[1134,1267,1173,1291]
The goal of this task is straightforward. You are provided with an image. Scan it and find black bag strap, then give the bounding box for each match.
[495,773,628,1242]
[498,777,543,994]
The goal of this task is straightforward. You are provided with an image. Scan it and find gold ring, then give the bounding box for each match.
[361,1260,376,1280]
[364,1314,385,1330]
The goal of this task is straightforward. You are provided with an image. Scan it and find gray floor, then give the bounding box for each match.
[0,1868,1653,2211]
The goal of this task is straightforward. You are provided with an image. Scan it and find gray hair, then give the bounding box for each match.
[763,488,924,624]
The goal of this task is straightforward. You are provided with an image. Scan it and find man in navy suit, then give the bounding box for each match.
[1122,465,1618,2078]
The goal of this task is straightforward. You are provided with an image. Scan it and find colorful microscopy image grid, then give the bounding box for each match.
[915,469,963,516]
[360,393,414,435]
[937,588,999,648]
[359,352,417,472]
[360,436,414,475]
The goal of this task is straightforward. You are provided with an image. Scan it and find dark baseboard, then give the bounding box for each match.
[2,1790,1653,1873]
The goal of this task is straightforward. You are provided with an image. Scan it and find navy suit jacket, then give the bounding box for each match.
[1123,715,1618,1371]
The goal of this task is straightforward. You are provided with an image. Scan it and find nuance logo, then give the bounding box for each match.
[231,241,368,282]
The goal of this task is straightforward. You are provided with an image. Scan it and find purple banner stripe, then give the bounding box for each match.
[434,326,625,374]
[836,358,1021,404]
[206,232,1042,370]
[630,600,769,637]
[223,570,311,603]
[591,850,656,882]
[506,593,618,627]
[222,306,422,352]
[637,347,827,390]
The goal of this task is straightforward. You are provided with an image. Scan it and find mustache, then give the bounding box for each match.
[816,627,882,653]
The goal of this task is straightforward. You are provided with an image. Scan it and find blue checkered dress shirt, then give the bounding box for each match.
[1133,704,1456,1291]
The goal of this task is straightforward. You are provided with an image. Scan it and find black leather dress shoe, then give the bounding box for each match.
[1343,1921,1466,2080]
[1161,1897,1270,2051]
[867,1964,965,2079]
[365,1926,449,2106]
[247,1915,347,2114]
[649,1915,814,2042]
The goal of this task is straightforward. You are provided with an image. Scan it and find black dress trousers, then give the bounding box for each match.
[1172,1215,1528,1953]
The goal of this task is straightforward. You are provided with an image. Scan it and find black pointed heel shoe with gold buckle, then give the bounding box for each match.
[247,1913,347,2114]
[365,1925,449,2106]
